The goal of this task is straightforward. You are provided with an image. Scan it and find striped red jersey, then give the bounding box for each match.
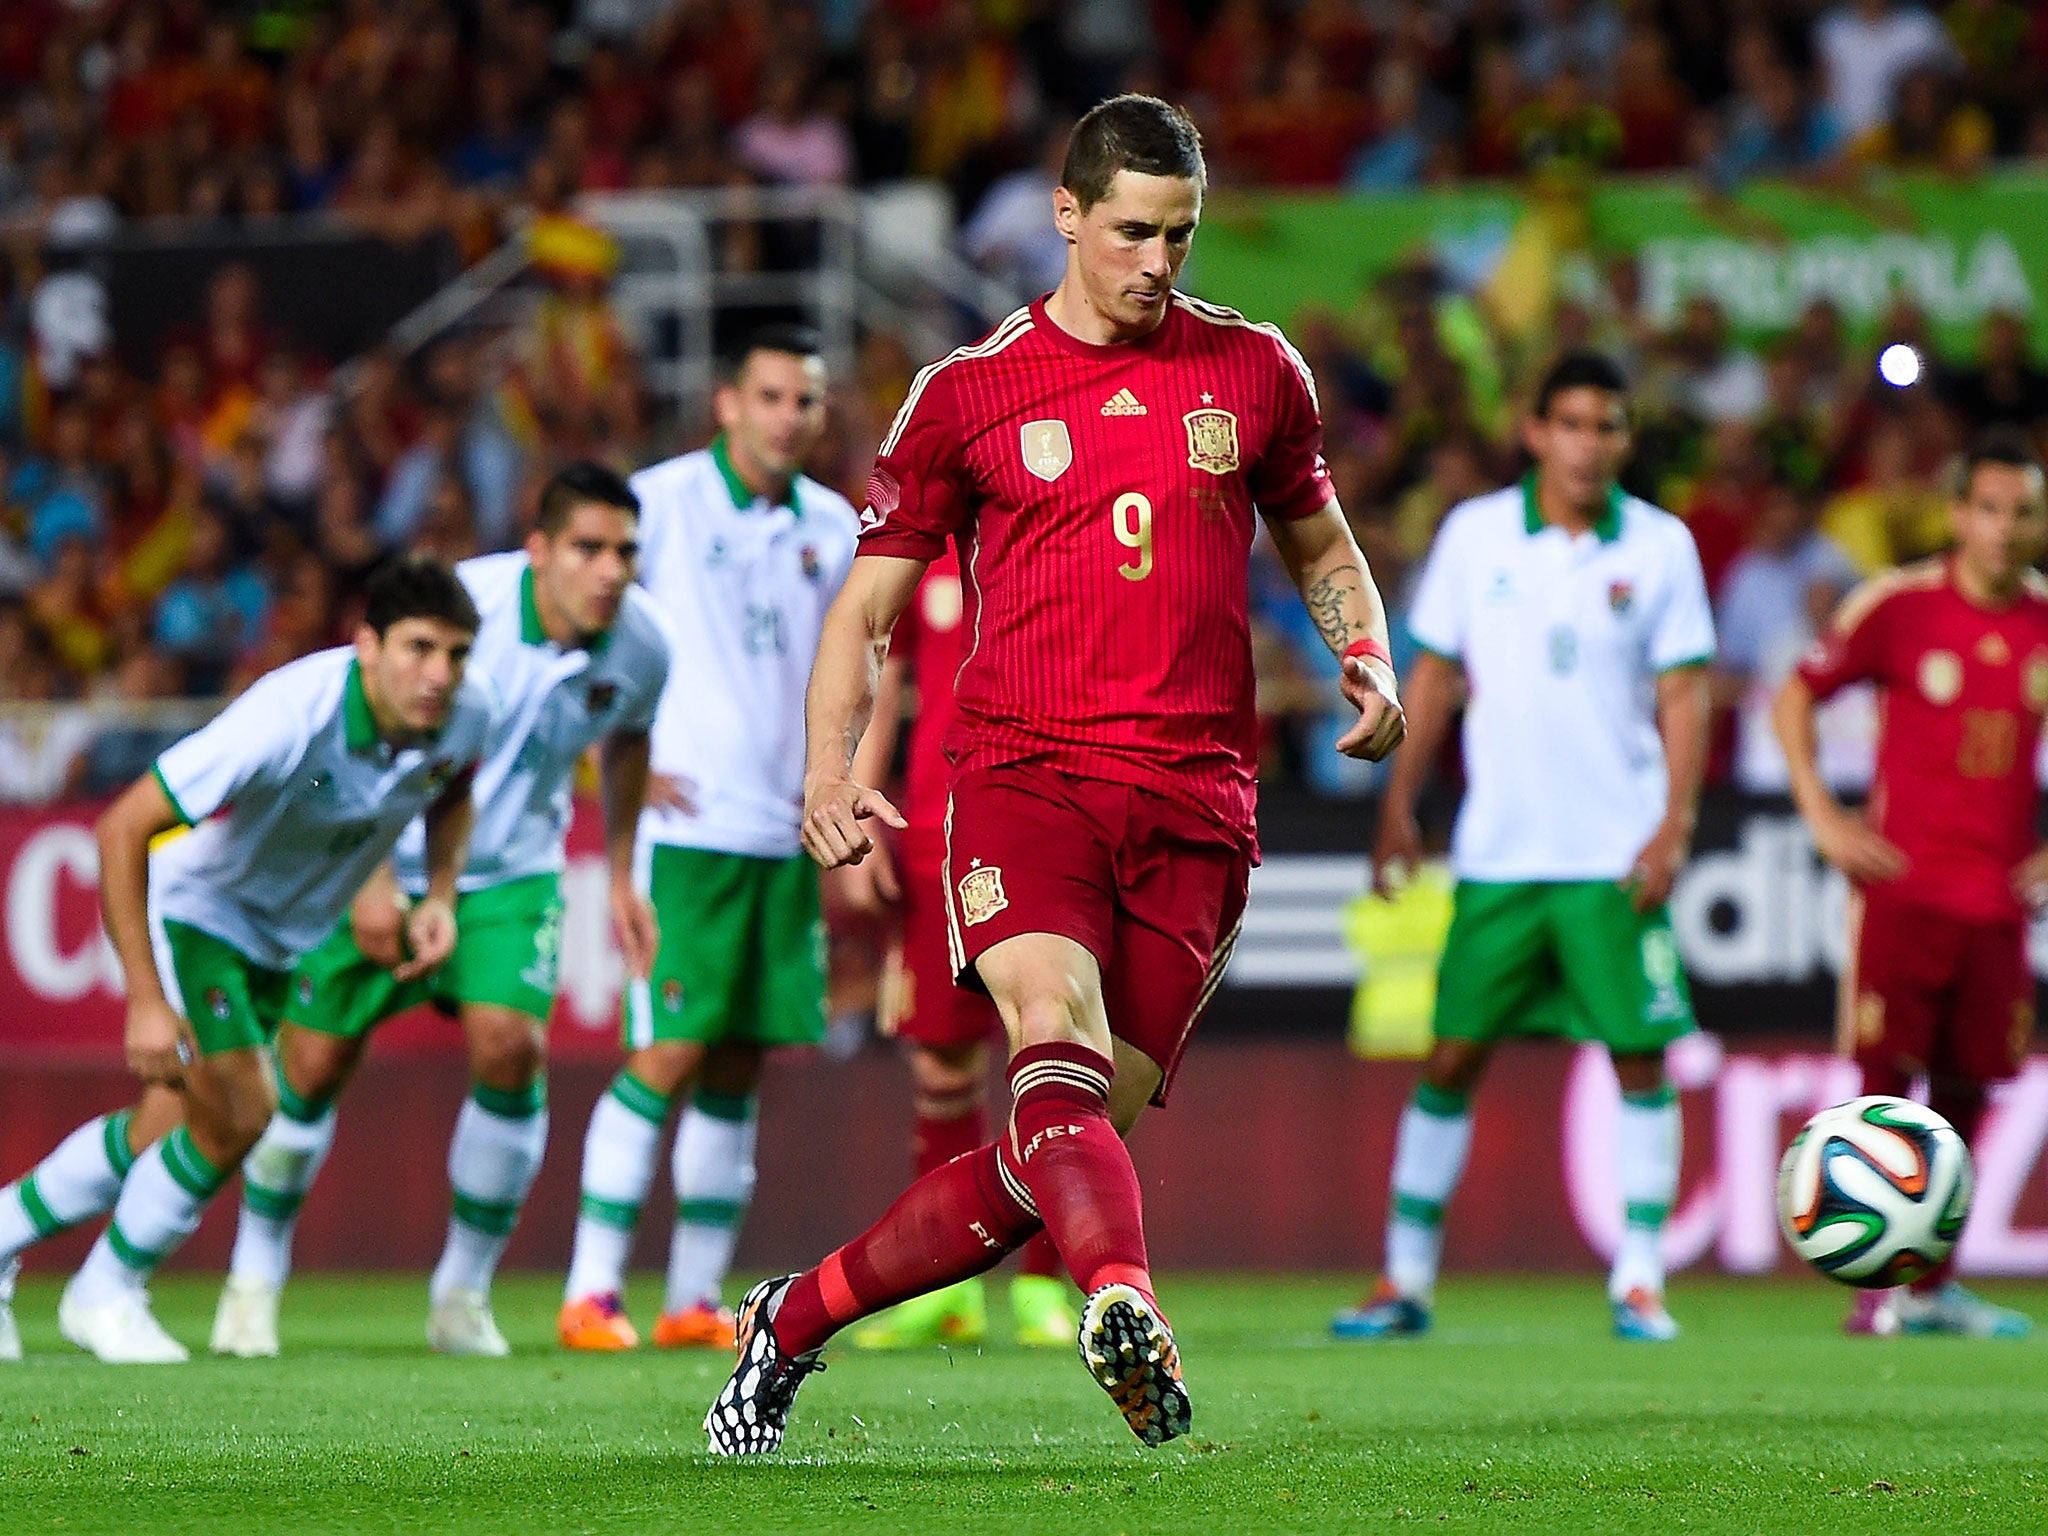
[891,544,967,833]
[1797,557,2048,921]
[859,293,1332,850]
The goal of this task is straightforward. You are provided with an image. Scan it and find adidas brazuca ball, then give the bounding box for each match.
[1777,1096,1974,1288]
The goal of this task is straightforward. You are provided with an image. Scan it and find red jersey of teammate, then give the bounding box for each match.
[860,293,1332,850]
[1798,558,2048,921]
[890,545,967,835]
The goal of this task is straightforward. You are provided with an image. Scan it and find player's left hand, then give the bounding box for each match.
[1624,818,1690,913]
[802,774,907,869]
[610,879,659,980]
[2012,845,2048,910]
[394,896,457,981]
[1337,655,1406,761]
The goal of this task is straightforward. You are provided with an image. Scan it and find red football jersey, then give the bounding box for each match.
[860,294,1333,849]
[891,544,967,834]
[1797,558,2048,921]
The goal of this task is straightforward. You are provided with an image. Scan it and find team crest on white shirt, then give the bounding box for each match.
[1183,406,1239,476]
[1021,420,1073,482]
[957,860,1009,926]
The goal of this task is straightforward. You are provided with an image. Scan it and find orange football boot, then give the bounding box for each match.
[654,1301,738,1349]
[559,1292,639,1351]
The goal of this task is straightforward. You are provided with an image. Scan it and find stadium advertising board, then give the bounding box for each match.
[1192,170,2048,359]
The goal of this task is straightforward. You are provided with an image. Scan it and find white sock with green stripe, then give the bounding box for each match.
[1384,1084,1473,1302]
[431,1081,549,1305]
[1609,1083,1680,1302]
[663,1091,757,1314]
[68,1127,230,1306]
[564,1072,672,1302]
[229,1076,337,1290]
[0,1111,138,1264]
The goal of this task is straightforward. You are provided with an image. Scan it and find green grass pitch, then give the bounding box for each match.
[3,1273,2045,1534]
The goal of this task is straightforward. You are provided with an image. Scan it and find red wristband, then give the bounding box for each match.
[1344,638,1393,670]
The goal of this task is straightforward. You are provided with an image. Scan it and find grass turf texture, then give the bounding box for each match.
[2,1275,2044,1535]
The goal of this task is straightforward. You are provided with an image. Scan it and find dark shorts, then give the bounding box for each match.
[882,829,1002,1052]
[1844,890,2035,1084]
[940,762,1251,1104]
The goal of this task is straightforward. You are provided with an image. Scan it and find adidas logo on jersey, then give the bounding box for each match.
[1100,388,1148,417]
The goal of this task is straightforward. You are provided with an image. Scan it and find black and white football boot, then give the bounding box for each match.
[703,1274,825,1456]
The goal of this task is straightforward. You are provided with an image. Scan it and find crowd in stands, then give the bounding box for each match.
[0,0,2045,803]
[2,0,2047,240]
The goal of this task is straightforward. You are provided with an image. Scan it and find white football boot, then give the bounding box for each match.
[59,1281,188,1363]
[211,1275,281,1358]
[427,1288,510,1357]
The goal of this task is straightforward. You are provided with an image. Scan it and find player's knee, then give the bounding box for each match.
[1425,1040,1489,1096]
[910,1044,983,1103]
[277,1029,357,1108]
[190,1061,279,1162]
[625,1042,699,1098]
[1610,1051,1666,1097]
[469,1016,546,1091]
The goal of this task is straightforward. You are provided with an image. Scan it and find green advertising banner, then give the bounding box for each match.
[1189,169,2048,358]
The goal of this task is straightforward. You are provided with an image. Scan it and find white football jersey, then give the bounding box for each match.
[630,441,859,858]
[391,551,670,892]
[148,647,495,969]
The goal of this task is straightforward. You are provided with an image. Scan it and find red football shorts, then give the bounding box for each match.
[880,828,1002,1051]
[939,761,1251,1105]
[1842,889,2035,1084]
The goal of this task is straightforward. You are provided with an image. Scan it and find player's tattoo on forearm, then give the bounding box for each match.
[1303,567,1370,655]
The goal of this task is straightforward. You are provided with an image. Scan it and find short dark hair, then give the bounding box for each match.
[1957,425,2045,498]
[1061,94,1206,212]
[727,322,823,381]
[362,555,480,637]
[1533,348,1631,419]
[536,460,639,535]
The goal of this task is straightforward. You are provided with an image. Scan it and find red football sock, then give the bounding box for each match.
[1913,1078,1988,1295]
[998,1042,1155,1305]
[913,1093,984,1179]
[770,1144,1039,1355]
[1016,1230,1063,1279]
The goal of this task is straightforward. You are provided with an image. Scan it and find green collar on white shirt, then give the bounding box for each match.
[518,565,613,657]
[711,433,798,515]
[1522,471,1623,543]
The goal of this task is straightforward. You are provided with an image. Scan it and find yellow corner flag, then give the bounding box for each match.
[1343,863,1454,1060]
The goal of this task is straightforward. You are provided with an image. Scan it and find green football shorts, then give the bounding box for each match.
[1431,879,1695,1054]
[288,874,564,1038]
[157,918,294,1057]
[626,846,826,1050]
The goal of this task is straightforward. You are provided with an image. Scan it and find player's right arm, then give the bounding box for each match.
[1372,509,1469,898]
[1372,651,1463,898]
[98,671,307,1082]
[836,650,910,911]
[95,772,190,1084]
[1772,582,1908,885]
[807,356,970,870]
[801,555,923,868]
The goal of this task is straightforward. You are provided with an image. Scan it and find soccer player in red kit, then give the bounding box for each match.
[704,95,1406,1455]
[836,546,1080,1351]
[1775,427,2048,1340]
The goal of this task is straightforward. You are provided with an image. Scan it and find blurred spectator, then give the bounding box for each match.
[963,122,1070,297]
[1814,0,1957,139]
[1852,62,1994,174]
[1520,0,1625,89]
[151,503,267,695]
[1714,483,1866,793]
[1668,296,1769,425]
[733,61,853,187]
[1944,310,2048,429]
[1711,52,1846,186]
[1820,416,1952,571]
[1347,58,1443,191]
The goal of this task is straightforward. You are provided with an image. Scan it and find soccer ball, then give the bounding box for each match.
[1776,1096,1974,1288]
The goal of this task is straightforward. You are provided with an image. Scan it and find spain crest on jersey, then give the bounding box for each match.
[957,862,1009,926]
[1021,420,1072,483]
[1183,407,1240,476]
